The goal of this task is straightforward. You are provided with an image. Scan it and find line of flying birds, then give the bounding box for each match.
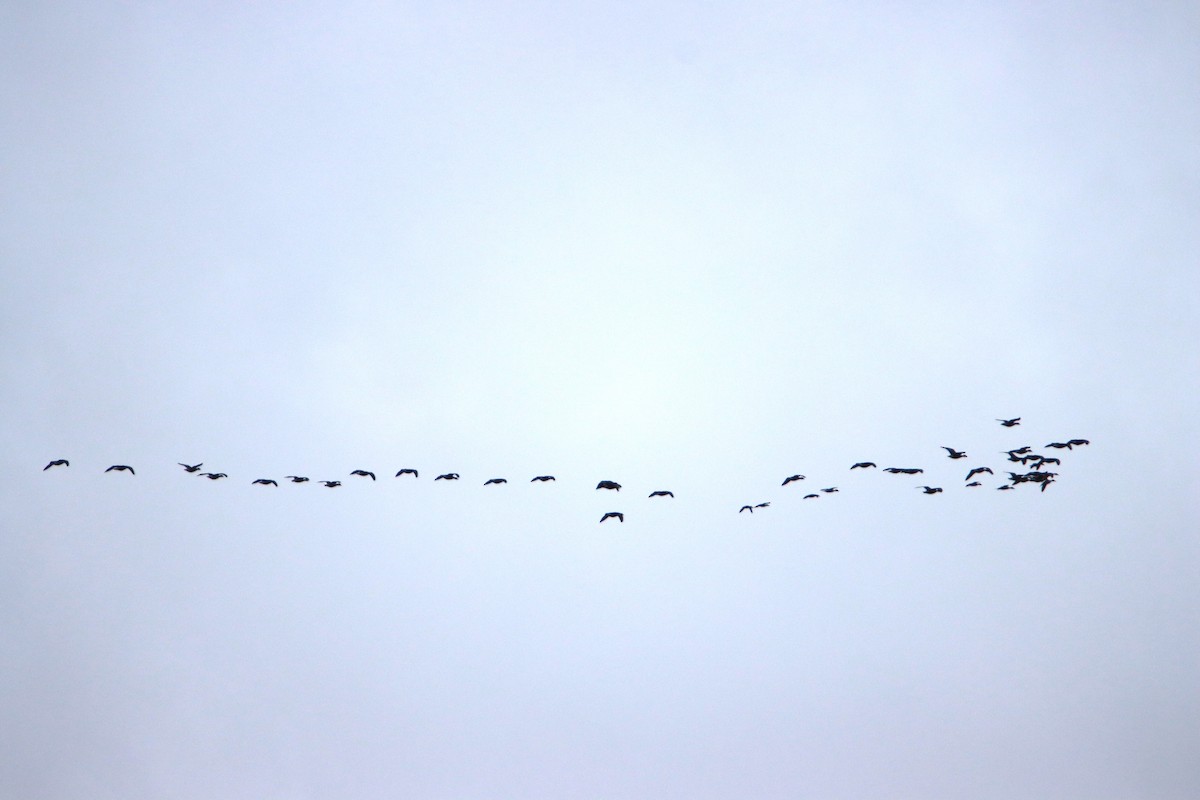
[40,418,1089,523]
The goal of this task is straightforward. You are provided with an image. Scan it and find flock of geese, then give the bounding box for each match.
[41,418,1089,523]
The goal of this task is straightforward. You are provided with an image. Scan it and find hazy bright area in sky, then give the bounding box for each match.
[2,2,1198,798]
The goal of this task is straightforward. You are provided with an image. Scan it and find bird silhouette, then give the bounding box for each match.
[531,475,556,482]
[942,447,968,459]
[850,462,876,469]
[484,478,507,485]
[997,484,1014,491]
[997,418,1021,427]
[199,472,227,480]
[435,473,459,481]
[595,480,621,491]
[252,479,278,486]
[803,493,819,499]
[1005,447,1032,456]
[965,467,994,481]
[754,502,770,509]
[178,462,203,472]
[782,474,806,485]
[395,469,419,478]
[350,470,376,480]
[600,512,624,523]
[648,490,674,498]
[884,467,923,474]
[821,487,839,493]
[965,481,982,487]
[285,476,309,483]
[105,465,135,474]
[1068,438,1090,446]
[43,459,69,470]
[739,505,754,513]
[320,480,341,487]
[1045,442,1073,450]
[918,486,943,494]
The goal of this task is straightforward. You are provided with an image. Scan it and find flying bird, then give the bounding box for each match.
[600,512,624,523]
[648,490,674,498]
[43,459,69,470]
[350,470,376,480]
[199,472,227,480]
[178,462,203,472]
[884,467,923,474]
[942,447,968,459]
[531,475,556,482]
[484,478,507,485]
[285,476,309,483]
[105,465,135,474]
[782,474,806,485]
[1045,442,1073,450]
[997,418,1021,427]
[435,473,460,481]
[754,502,770,509]
[320,480,341,487]
[997,485,1014,491]
[803,493,819,499]
[918,486,943,494]
[1005,447,1032,456]
[395,469,419,478]
[965,467,994,481]
[595,480,621,491]
[821,487,839,493]
[966,481,982,487]
[850,462,876,469]
[252,479,278,486]
[1068,439,1090,447]
[739,505,754,513]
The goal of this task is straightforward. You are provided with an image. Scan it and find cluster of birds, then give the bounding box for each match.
[40,418,1089,523]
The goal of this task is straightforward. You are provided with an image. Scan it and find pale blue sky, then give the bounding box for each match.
[2,2,1198,797]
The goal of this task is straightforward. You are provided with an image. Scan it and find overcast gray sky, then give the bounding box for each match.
[3,2,1199,798]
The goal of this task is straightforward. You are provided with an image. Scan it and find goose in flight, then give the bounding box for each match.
[739,505,754,513]
[1004,447,1033,457]
[531,475,556,482]
[43,459,69,470]
[821,487,839,493]
[918,486,943,494]
[178,462,203,472]
[350,470,376,480]
[803,493,819,499]
[966,481,982,487]
[596,480,621,491]
[1068,438,1090,447]
[942,447,968,459]
[1045,442,1073,450]
[285,476,309,483]
[884,467,923,474]
[320,480,342,487]
[252,479,278,486]
[395,469,419,478]
[484,478,507,485]
[600,512,624,523]
[1029,456,1061,468]
[648,490,674,498]
[782,474,806,485]
[965,467,993,481]
[755,502,770,509]
[997,417,1021,427]
[435,473,459,481]
[199,472,227,480]
[997,484,1015,491]
[850,462,876,469]
[105,465,135,474]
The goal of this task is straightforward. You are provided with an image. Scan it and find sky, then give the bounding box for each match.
[2,1,1199,797]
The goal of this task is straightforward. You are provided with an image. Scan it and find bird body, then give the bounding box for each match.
[435,473,459,481]
[44,459,69,470]
[350,470,376,480]
[600,512,624,523]
[395,468,419,478]
[966,481,982,487]
[919,486,943,494]
[821,487,838,493]
[105,465,135,474]
[285,476,309,483]
[320,480,341,487]
[803,493,819,499]
[850,462,876,469]
[997,418,1021,427]
[942,447,968,459]
[178,462,203,472]
[484,478,507,485]
[199,472,227,480]
[252,479,278,486]
[965,467,994,481]
[1068,438,1090,446]
[531,475,556,482]
[595,480,621,491]
[884,467,923,474]
[648,490,674,498]
[739,505,754,513]
[782,474,806,485]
